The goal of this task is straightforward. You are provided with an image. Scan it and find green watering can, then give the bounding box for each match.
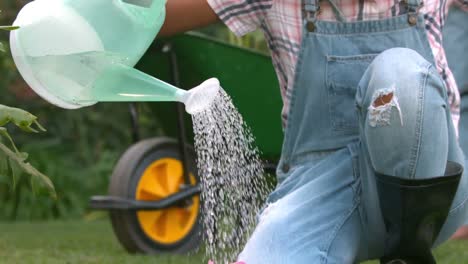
[10,0,220,114]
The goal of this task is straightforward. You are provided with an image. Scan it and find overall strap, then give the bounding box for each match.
[405,0,423,25]
[303,0,346,32]
[304,0,319,15]
[406,0,422,11]
[303,0,320,32]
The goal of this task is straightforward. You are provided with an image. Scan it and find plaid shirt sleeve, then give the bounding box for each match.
[207,0,273,36]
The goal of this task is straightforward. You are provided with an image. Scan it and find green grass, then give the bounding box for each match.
[0,220,467,263]
[0,220,204,264]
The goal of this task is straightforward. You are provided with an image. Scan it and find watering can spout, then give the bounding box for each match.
[181,78,220,115]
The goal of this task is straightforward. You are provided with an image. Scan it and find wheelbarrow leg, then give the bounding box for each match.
[175,101,191,186]
[128,103,140,143]
[164,43,192,186]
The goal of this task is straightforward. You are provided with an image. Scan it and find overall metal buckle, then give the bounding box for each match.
[405,0,424,26]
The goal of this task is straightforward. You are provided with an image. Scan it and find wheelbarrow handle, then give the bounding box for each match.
[89,185,201,211]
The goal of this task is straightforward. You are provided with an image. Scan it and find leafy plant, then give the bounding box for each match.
[0,25,55,197]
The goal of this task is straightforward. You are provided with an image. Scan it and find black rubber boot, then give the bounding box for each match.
[377,161,463,264]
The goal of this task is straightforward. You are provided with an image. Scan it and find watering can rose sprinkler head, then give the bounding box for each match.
[179,78,220,115]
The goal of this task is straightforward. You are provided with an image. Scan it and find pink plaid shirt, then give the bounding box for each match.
[207,0,467,128]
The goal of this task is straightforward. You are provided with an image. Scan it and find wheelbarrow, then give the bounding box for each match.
[89,31,283,254]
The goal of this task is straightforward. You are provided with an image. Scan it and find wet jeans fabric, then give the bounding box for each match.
[238,12,468,263]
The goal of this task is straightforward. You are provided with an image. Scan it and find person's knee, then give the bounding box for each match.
[358,48,446,121]
[360,48,435,97]
[359,48,450,178]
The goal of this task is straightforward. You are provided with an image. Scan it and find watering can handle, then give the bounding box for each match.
[121,0,153,8]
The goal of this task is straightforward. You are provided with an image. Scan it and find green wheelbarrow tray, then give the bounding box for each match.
[89,31,283,254]
[141,32,284,160]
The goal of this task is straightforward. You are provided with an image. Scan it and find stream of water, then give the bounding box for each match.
[192,89,272,263]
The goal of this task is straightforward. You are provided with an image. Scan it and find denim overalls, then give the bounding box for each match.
[444,6,468,158]
[238,0,468,263]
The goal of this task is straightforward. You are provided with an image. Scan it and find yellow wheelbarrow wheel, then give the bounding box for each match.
[108,137,202,254]
[136,158,199,244]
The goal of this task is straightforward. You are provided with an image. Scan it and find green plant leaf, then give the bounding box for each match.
[0,26,19,31]
[0,149,8,175]
[0,127,20,153]
[0,105,54,197]
[9,156,20,189]
[0,105,47,133]
[0,141,56,197]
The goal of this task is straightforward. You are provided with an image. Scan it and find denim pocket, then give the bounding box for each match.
[326,54,378,132]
